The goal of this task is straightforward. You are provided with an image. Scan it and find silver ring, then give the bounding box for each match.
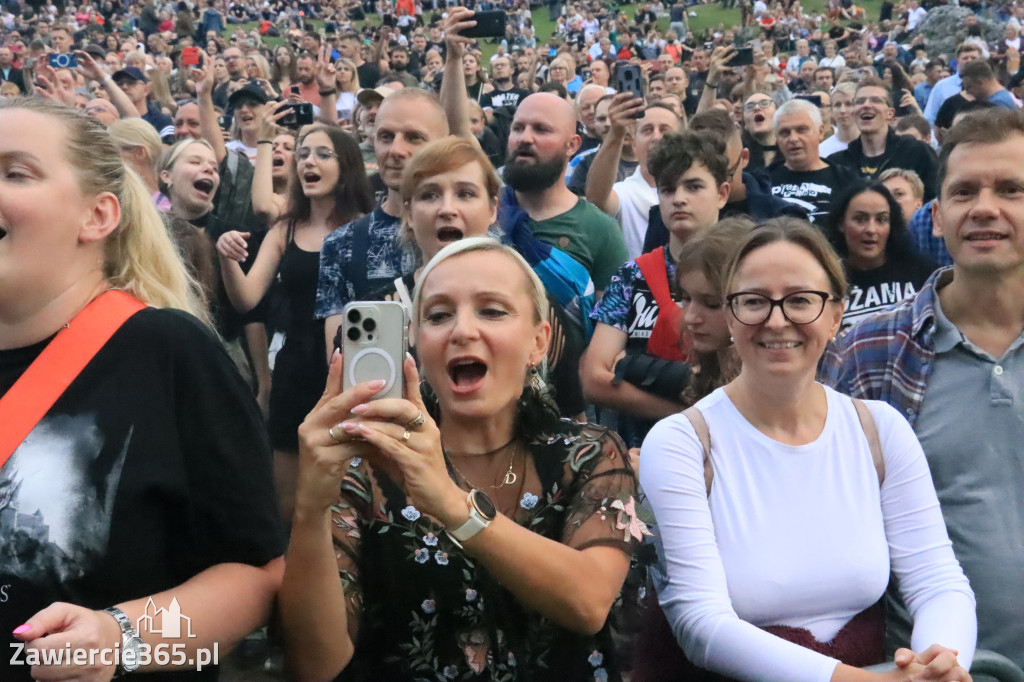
[401,429,412,444]
[328,424,343,444]
[406,411,426,430]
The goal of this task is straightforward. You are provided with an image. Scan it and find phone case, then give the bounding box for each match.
[342,302,408,401]
[462,11,506,39]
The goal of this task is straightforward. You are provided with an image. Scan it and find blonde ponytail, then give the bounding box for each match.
[0,98,212,328]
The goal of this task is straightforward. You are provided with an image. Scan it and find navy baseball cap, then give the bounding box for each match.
[111,66,148,83]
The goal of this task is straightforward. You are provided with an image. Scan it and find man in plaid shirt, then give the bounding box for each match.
[821,108,1024,669]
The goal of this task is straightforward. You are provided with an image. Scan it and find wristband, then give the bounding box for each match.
[705,80,719,89]
[257,140,273,145]
[318,88,337,97]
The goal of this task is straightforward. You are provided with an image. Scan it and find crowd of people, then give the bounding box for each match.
[1,0,1023,679]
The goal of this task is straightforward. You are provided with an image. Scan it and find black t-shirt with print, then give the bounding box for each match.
[842,255,936,329]
[0,308,286,680]
[769,163,858,223]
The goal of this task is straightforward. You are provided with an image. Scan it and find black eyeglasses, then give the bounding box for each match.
[726,290,838,325]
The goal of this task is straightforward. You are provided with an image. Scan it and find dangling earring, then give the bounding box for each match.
[527,361,546,393]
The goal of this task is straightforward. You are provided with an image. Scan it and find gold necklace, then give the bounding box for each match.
[445,440,519,489]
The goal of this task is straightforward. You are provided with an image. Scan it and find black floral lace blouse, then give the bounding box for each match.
[330,421,643,681]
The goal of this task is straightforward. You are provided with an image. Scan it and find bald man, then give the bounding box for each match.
[504,92,628,290]
[85,98,120,126]
[317,88,451,355]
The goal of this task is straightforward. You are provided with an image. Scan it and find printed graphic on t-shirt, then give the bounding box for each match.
[843,280,918,328]
[0,415,126,583]
[771,180,835,222]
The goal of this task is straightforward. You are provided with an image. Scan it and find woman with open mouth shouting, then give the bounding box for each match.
[824,181,936,329]
[0,98,285,681]
[216,125,373,521]
[281,237,642,681]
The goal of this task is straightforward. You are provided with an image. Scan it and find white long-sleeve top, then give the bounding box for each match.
[640,385,977,682]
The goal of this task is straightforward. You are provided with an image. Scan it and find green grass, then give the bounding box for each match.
[231,0,884,63]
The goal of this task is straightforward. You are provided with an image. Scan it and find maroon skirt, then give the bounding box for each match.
[631,593,885,681]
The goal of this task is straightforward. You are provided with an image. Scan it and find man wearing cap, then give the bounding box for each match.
[112,65,175,143]
[355,86,391,178]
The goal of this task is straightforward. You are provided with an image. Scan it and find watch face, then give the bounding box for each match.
[471,490,497,520]
[121,635,143,672]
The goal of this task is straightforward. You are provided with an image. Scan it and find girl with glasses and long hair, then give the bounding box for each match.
[640,218,976,682]
[215,124,373,521]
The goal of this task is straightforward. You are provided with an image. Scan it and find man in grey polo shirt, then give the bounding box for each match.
[821,108,1024,669]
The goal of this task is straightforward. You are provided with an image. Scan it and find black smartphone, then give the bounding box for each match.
[462,10,506,39]
[280,102,314,128]
[614,63,644,118]
[796,93,822,107]
[724,46,754,67]
[290,84,300,96]
[48,53,78,68]
[218,112,233,130]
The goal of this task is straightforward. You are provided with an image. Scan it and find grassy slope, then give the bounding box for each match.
[235,0,884,61]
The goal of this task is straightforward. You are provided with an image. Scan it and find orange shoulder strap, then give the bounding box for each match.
[0,290,145,467]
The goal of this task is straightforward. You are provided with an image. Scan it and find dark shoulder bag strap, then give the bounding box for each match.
[852,398,885,486]
[682,406,714,496]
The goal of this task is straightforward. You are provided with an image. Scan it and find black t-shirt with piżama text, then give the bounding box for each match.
[0,308,285,680]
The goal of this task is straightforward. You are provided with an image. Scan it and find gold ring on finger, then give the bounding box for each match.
[328,424,344,444]
[401,429,412,444]
[406,411,426,430]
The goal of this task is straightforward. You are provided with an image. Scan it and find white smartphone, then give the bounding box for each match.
[341,301,408,401]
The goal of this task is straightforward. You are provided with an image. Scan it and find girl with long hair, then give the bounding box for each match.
[215,125,373,520]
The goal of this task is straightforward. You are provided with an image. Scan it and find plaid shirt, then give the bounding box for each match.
[908,200,953,267]
[819,267,955,428]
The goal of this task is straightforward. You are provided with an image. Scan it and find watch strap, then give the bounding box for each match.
[103,607,141,675]
[446,490,493,547]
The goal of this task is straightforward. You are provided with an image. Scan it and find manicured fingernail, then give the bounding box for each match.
[406,352,414,362]
[350,404,368,414]
[13,625,30,635]
[331,348,340,360]
[341,421,360,432]
[368,379,386,389]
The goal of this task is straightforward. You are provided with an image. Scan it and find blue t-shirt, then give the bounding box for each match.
[987,88,1019,110]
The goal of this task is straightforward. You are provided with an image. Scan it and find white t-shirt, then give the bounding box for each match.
[818,132,850,158]
[640,385,977,682]
[907,6,927,30]
[612,166,657,259]
[225,139,257,165]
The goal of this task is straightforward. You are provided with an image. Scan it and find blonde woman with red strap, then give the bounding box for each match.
[0,98,285,681]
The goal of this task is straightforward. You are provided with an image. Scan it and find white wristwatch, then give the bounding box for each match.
[446,489,497,548]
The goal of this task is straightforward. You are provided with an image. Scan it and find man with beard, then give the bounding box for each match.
[503,92,628,290]
[316,89,450,355]
[387,45,419,87]
[212,46,248,110]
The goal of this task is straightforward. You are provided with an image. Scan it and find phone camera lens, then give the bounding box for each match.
[346,327,361,342]
[347,308,361,324]
[362,318,376,332]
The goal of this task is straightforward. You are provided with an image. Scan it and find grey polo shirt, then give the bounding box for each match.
[886,290,1024,667]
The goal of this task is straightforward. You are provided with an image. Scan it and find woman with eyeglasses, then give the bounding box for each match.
[216,125,373,520]
[640,218,976,682]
